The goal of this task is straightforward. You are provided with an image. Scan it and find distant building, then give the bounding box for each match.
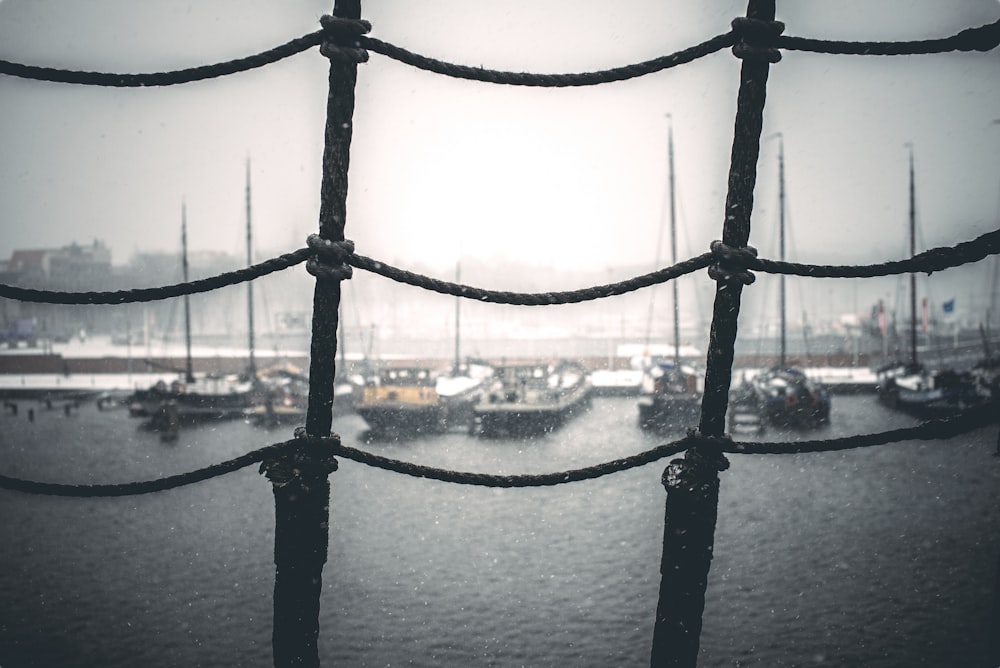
[5,240,112,289]
[1,240,114,340]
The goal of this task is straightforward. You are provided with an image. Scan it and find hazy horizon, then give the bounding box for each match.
[1,1,998,336]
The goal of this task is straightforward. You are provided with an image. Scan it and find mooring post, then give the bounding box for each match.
[649,2,779,666]
[260,1,364,666]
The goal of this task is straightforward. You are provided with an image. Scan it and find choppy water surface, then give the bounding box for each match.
[0,394,997,667]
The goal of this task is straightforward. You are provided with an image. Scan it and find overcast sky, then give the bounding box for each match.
[0,0,998,293]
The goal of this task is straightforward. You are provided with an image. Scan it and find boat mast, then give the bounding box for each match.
[453,261,461,375]
[778,134,786,368]
[908,144,918,368]
[245,157,257,381]
[668,115,681,370]
[181,202,194,384]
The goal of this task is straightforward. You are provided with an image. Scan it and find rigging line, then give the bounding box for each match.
[642,119,673,350]
[0,404,993,497]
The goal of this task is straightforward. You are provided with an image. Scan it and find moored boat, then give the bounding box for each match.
[733,135,831,431]
[749,366,830,428]
[128,375,254,422]
[875,147,985,418]
[635,117,703,433]
[875,361,984,418]
[355,364,488,437]
[127,201,257,429]
[471,360,591,438]
[637,357,702,432]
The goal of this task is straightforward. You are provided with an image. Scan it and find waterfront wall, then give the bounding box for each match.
[0,350,877,376]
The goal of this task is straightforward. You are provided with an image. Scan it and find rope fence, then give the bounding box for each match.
[1,17,998,88]
[1,3,998,668]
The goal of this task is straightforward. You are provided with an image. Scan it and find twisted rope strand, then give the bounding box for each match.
[2,19,996,89]
[0,31,324,87]
[776,19,1000,56]
[0,441,290,497]
[359,32,736,87]
[0,406,992,497]
[747,227,1000,278]
[1,229,994,306]
[349,251,713,305]
[0,248,309,304]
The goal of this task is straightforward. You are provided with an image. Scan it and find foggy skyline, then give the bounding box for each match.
[1,1,998,309]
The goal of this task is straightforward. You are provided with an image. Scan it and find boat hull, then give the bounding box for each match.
[735,367,831,430]
[876,366,986,419]
[128,388,252,422]
[472,362,591,438]
[354,367,485,436]
[637,393,701,432]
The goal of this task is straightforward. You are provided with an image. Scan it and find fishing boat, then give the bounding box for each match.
[875,147,984,418]
[637,355,703,432]
[730,135,830,431]
[354,364,487,436]
[245,362,358,427]
[471,360,591,438]
[127,198,254,427]
[247,266,363,428]
[246,363,308,426]
[637,116,703,432]
[128,375,253,422]
[355,272,491,436]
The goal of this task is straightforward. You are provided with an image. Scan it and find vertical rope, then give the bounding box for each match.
[699,2,777,438]
[307,1,361,436]
[650,2,778,666]
[262,1,363,667]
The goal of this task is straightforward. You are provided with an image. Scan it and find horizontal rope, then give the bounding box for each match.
[776,19,1000,56]
[359,32,735,87]
[0,248,310,304]
[0,404,993,498]
[2,19,997,89]
[1,228,995,306]
[748,227,1000,278]
[0,441,288,497]
[0,31,324,87]
[351,252,713,305]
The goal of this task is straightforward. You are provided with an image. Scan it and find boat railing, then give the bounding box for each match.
[1,3,999,667]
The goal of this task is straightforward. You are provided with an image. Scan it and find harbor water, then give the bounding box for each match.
[0,394,997,667]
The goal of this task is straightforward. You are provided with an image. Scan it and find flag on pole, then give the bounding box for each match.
[921,297,928,332]
[942,298,955,314]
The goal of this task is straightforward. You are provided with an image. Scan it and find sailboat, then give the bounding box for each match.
[731,135,830,431]
[127,201,254,428]
[637,115,704,432]
[875,147,984,417]
[354,262,491,437]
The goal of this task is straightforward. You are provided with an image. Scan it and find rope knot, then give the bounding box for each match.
[306,234,355,281]
[319,15,372,63]
[260,433,340,490]
[730,16,785,63]
[661,430,730,493]
[708,240,757,286]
